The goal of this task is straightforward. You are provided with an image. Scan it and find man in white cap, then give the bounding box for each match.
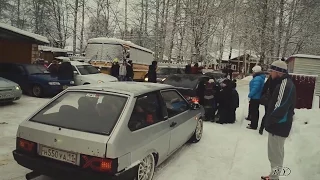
[261,60,296,180]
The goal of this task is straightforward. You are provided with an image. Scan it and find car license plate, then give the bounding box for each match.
[39,145,77,165]
[63,85,68,90]
[0,93,13,99]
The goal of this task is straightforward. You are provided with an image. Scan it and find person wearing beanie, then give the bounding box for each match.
[247,65,266,130]
[261,60,296,180]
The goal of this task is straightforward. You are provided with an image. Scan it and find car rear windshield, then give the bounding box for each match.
[163,75,202,89]
[30,92,128,135]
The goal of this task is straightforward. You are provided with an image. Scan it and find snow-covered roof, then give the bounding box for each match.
[0,22,49,44]
[209,49,259,61]
[87,37,153,54]
[39,45,68,53]
[290,54,320,60]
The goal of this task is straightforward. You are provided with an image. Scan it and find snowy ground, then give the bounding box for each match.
[0,80,319,180]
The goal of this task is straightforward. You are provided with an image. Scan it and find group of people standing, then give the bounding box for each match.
[203,77,239,124]
[246,60,296,180]
[110,58,134,81]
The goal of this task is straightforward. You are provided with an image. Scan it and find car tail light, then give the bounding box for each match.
[16,138,37,154]
[184,96,199,103]
[81,155,118,174]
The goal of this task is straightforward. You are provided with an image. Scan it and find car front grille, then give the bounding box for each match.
[0,88,13,92]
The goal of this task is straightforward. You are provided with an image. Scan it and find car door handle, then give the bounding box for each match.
[170,122,177,127]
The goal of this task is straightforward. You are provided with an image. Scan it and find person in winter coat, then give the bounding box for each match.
[230,79,239,123]
[216,79,234,124]
[111,58,120,79]
[148,61,158,83]
[261,60,296,180]
[191,63,200,74]
[58,60,74,81]
[185,64,192,74]
[119,60,127,81]
[259,75,282,135]
[126,60,134,81]
[203,79,216,122]
[247,65,266,130]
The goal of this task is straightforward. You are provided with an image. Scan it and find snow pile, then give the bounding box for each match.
[290,108,320,180]
[0,22,49,44]
[242,75,253,81]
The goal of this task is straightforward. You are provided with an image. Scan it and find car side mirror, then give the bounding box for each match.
[190,102,200,110]
[73,71,78,75]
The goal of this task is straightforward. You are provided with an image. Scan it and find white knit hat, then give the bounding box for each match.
[269,60,288,73]
[252,65,262,73]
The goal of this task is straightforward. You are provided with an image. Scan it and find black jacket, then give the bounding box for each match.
[147,65,157,83]
[58,62,74,80]
[126,63,134,79]
[265,74,296,137]
[111,63,120,77]
[262,76,282,97]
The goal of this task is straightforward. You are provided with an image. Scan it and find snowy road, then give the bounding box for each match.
[0,81,306,180]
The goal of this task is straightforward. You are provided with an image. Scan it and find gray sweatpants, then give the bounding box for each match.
[268,133,286,180]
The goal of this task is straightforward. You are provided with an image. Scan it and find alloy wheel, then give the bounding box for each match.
[138,154,155,180]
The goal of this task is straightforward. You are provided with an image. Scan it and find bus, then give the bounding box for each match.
[85,37,154,81]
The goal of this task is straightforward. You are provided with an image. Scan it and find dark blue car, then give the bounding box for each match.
[0,63,75,97]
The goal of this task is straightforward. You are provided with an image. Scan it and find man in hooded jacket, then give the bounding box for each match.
[247,65,266,130]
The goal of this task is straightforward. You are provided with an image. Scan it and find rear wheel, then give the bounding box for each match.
[189,118,203,143]
[135,154,155,180]
[31,85,43,97]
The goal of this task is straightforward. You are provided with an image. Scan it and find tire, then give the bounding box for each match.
[31,85,43,98]
[188,118,203,143]
[135,154,156,180]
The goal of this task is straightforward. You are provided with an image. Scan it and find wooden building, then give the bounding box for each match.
[0,22,49,64]
[38,46,68,62]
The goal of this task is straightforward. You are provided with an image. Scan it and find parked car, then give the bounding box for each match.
[0,77,22,103]
[162,74,211,105]
[144,66,184,83]
[0,63,75,97]
[12,82,203,180]
[48,61,118,85]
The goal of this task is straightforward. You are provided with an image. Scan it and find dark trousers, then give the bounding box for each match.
[260,106,268,131]
[249,99,260,129]
[204,107,214,121]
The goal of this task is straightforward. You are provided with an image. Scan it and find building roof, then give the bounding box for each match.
[39,45,68,53]
[290,54,320,60]
[0,22,49,44]
[209,49,259,61]
[87,37,154,54]
[68,82,173,96]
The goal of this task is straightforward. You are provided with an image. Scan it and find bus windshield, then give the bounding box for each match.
[86,44,123,62]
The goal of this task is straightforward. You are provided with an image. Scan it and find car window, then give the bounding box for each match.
[161,90,188,118]
[14,65,25,75]
[72,66,77,72]
[128,92,163,131]
[30,92,128,135]
[25,65,50,74]
[77,65,100,75]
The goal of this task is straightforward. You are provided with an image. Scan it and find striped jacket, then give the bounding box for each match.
[265,74,296,137]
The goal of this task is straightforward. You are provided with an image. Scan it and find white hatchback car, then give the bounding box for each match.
[70,61,118,85]
[13,82,203,180]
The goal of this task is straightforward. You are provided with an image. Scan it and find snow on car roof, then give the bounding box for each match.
[87,37,153,54]
[0,22,49,44]
[290,54,320,60]
[39,45,68,53]
[68,82,173,96]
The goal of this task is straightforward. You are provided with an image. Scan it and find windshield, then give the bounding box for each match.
[30,92,128,135]
[77,65,100,75]
[86,43,123,62]
[25,65,50,74]
[157,67,183,75]
[163,75,204,89]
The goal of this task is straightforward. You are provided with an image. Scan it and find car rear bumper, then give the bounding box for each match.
[13,150,135,180]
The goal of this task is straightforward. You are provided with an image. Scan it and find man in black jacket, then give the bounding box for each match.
[259,76,282,135]
[261,60,296,180]
[147,61,157,83]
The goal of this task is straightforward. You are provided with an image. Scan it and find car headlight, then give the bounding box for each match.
[48,82,60,85]
[97,80,104,83]
[144,77,148,82]
[161,78,166,82]
[15,86,20,90]
[70,81,75,85]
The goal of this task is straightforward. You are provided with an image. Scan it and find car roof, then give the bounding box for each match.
[70,61,90,66]
[67,82,174,96]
